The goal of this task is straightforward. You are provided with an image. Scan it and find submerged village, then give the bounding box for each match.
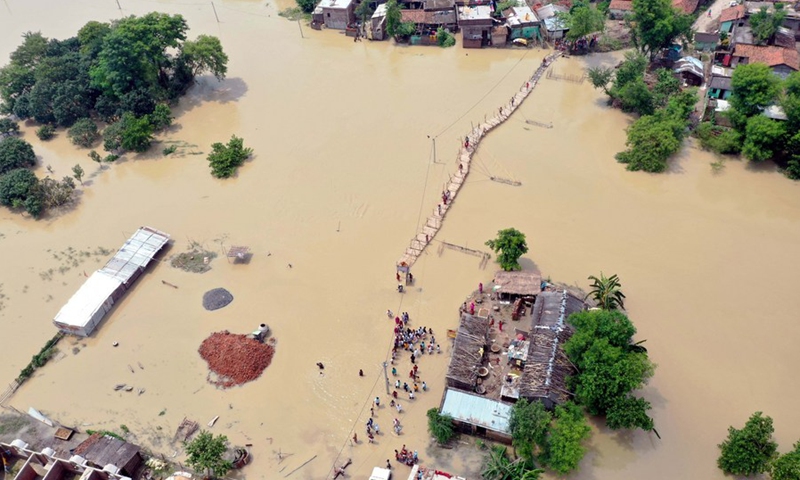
[2,0,800,480]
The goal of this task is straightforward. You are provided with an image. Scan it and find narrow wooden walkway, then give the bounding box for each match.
[397,52,562,268]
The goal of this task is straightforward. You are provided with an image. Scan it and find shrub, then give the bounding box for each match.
[427,408,456,444]
[694,122,742,154]
[436,27,456,48]
[36,125,56,140]
[0,118,20,136]
[207,135,253,178]
[68,118,99,148]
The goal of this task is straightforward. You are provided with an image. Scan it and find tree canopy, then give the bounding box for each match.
[730,63,781,120]
[630,0,692,60]
[564,309,655,430]
[542,402,591,475]
[485,228,528,271]
[509,399,552,463]
[0,168,42,217]
[0,137,36,175]
[185,431,233,479]
[427,408,456,444]
[749,7,787,45]
[770,442,800,480]
[718,412,778,476]
[564,4,605,42]
[0,14,227,159]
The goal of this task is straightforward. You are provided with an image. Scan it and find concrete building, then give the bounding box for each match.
[458,5,493,48]
[505,6,540,41]
[316,0,355,30]
[370,3,388,40]
[720,5,746,33]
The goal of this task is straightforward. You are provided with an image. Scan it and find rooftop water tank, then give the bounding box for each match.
[10,439,28,450]
[41,447,56,457]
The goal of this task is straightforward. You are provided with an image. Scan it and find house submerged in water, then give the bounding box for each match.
[440,278,586,443]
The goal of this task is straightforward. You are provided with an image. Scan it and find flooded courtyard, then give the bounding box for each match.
[1,1,800,479]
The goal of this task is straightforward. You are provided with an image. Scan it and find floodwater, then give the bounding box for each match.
[2,1,800,479]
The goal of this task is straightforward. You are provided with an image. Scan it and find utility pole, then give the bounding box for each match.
[297,19,304,38]
[115,0,121,11]
[382,362,390,394]
[211,1,220,22]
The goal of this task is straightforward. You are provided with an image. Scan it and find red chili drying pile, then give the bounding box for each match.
[198,331,274,388]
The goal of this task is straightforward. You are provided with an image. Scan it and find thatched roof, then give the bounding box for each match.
[74,433,141,472]
[445,314,490,389]
[530,290,585,330]
[520,290,585,407]
[494,270,542,296]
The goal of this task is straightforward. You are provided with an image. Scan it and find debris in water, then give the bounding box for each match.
[114,384,126,391]
[208,415,219,428]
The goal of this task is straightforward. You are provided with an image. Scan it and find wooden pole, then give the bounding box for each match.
[115,0,121,11]
[382,362,390,394]
[284,455,316,477]
[211,1,220,22]
[297,19,304,38]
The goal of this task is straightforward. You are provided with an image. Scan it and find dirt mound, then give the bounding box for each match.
[198,331,274,388]
[203,288,234,311]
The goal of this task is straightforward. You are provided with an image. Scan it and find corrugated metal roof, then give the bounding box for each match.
[53,272,122,328]
[99,227,170,284]
[440,388,512,434]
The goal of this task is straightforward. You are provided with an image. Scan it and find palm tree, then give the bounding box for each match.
[586,272,626,310]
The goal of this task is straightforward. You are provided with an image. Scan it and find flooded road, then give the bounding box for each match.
[2,1,800,479]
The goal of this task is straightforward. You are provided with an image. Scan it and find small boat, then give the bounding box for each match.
[512,38,528,47]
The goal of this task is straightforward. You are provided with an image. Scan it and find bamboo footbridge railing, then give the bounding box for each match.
[397,51,563,268]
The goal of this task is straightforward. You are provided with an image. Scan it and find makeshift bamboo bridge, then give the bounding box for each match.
[397,52,562,269]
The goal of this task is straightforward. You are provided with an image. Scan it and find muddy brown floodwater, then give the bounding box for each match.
[2,1,800,480]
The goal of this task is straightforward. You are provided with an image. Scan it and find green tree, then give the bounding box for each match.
[587,66,614,96]
[148,104,173,132]
[35,176,75,208]
[355,1,375,24]
[586,272,626,310]
[611,51,647,92]
[0,168,42,217]
[781,71,800,131]
[207,135,253,178]
[181,35,228,81]
[718,412,778,476]
[565,4,605,42]
[0,137,36,174]
[652,69,680,108]
[185,431,233,479]
[68,118,99,148]
[565,310,637,362]
[72,164,84,185]
[616,113,683,172]
[103,113,154,153]
[485,228,528,271]
[426,408,456,444]
[617,78,654,116]
[90,13,188,98]
[730,63,781,121]
[77,21,112,59]
[385,0,403,38]
[606,395,654,431]
[749,7,787,45]
[742,115,785,163]
[770,442,800,480]
[509,399,552,462]
[542,402,591,475]
[436,27,456,48]
[0,118,19,136]
[296,0,317,13]
[630,0,692,60]
[694,122,743,155]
